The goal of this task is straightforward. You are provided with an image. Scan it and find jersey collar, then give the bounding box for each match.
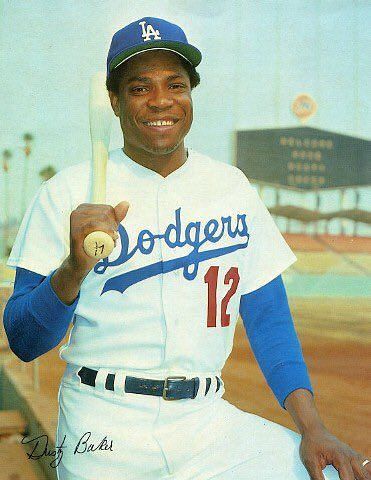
[117,147,193,182]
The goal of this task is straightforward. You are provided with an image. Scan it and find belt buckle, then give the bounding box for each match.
[162,376,187,401]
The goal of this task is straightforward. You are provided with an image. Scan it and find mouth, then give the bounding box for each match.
[141,118,180,130]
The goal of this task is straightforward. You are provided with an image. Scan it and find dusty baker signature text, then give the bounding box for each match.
[21,432,113,468]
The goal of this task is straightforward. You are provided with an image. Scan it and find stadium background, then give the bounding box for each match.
[0,1,370,478]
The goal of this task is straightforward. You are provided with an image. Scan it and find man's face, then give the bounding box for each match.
[109,50,193,157]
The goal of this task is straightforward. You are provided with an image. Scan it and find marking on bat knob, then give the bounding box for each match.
[95,242,105,256]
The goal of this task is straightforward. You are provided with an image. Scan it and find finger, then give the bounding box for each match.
[362,461,371,480]
[350,456,368,480]
[336,459,356,480]
[304,460,325,480]
[80,220,118,239]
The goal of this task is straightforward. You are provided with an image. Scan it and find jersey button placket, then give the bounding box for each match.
[157,180,180,369]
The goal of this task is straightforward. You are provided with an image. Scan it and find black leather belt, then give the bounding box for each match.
[77,367,221,401]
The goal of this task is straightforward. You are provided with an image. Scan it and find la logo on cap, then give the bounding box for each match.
[139,20,161,42]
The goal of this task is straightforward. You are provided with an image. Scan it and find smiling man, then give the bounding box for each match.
[4,17,370,480]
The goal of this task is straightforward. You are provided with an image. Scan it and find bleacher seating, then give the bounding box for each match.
[283,234,370,275]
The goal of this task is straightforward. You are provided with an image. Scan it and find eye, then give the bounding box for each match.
[169,83,186,90]
[131,86,148,93]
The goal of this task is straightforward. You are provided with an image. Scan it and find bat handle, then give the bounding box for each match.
[83,231,115,259]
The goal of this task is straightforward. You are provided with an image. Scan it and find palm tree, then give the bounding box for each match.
[2,149,12,257]
[39,165,57,182]
[21,132,34,217]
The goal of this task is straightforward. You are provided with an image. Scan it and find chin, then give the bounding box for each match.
[145,142,181,156]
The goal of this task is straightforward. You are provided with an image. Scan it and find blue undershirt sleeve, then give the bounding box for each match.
[3,267,79,362]
[239,275,313,409]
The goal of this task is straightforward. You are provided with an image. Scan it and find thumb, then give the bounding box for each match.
[114,201,130,224]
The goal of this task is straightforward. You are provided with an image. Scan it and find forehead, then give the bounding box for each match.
[120,50,188,81]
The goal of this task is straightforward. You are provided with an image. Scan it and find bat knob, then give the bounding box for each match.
[83,231,115,259]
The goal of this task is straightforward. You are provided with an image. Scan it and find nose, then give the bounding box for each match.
[147,86,174,110]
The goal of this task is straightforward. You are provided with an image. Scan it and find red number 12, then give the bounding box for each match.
[204,266,240,327]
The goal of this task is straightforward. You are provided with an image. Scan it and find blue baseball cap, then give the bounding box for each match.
[106,17,202,79]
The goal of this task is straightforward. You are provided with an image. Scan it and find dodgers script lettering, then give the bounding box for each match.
[94,207,249,294]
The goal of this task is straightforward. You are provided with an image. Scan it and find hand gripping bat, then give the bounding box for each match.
[83,72,115,260]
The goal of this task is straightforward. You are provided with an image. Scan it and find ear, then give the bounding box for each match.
[108,90,120,117]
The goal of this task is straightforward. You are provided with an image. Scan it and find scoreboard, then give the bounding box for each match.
[236,127,371,190]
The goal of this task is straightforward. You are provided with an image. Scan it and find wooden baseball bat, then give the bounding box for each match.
[83,72,114,259]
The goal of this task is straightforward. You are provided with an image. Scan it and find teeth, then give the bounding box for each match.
[145,120,175,126]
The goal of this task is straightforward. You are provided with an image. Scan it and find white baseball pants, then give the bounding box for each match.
[56,365,339,480]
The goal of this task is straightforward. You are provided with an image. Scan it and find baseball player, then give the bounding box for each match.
[4,17,370,480]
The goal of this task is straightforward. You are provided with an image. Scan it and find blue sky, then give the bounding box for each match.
[0,0,370,236]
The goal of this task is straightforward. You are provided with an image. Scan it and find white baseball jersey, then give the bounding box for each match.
[8,148,296,375]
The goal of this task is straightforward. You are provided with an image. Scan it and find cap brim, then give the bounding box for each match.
[109,40,202,73]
